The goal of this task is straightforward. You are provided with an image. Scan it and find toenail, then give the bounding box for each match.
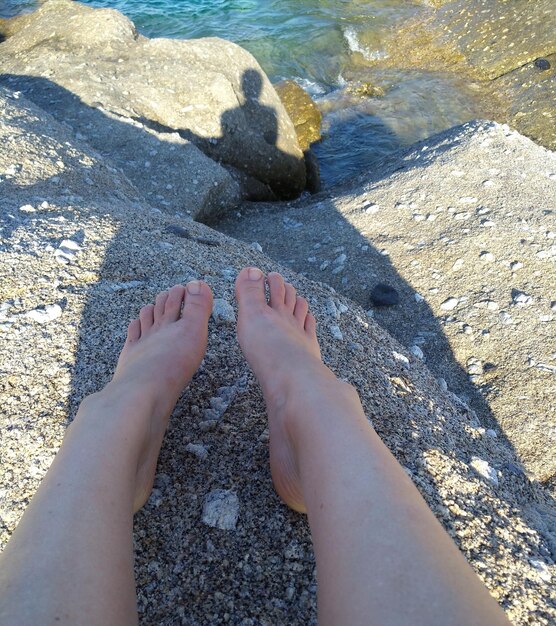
[187,280,201,295]
[248,267,263,281]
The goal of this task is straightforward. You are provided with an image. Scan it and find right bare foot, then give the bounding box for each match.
[235,267,346,513]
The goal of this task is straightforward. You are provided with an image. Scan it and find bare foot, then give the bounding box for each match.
[235,267,342,513]
[85,280,213,511]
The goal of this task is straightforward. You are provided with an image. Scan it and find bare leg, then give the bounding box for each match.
[235,267,510,626]
[0,281,213,626]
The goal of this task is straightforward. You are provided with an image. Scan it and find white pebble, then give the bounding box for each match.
[459,196,478,204]
[212,298,236,324]
[414,292,425,303]
[392,351,410,366]
[440,297,459,311]
[452,259,464,270]
[329,325,343,340]
[249,242,263,253]
[529,560,552,582]
[25,303,62,324]
[437,378,448,392]
[19,204,36,213]
[202,490,239,530]
[480,252,495,262]
[410,345,424,360]
[470,457,498,486]
[325,298,339,319]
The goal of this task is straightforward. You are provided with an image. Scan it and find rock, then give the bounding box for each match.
[470,457,499,486]
[534,58,551,71]
[185,443,209,461]
[440,297,459,311]
[437,378,448,392]
[410,345,424,360]
[529,559,552,583]
[211,298,236,324]
[512,290,532,306]
[202,489,239,530]
[54,239,81,264]
[0,0,306,206]
[249,242,263,253]
[24,303,62,324]
[369,283,400,307]
[329,324,343,340]
[392,351,410,366]
[273,80,322,152]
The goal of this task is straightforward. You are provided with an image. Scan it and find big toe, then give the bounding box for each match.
[181,280,213,324]
[235,267,266,312]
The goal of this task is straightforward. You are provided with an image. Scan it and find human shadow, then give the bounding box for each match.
[1,72,555,624]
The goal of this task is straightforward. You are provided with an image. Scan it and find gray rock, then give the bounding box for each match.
[212,298,236,324]
[202,489,239,530]
[329,324,343,340]
[470,457,499,486]
[185,443,208,461]
[440,297,459,311]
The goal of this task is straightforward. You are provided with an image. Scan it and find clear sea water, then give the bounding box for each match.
[3,0,483,187]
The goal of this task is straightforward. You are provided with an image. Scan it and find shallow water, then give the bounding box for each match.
[4,0,484,187]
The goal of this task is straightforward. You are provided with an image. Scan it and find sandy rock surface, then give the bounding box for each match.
[0,0,306,205]
[219,121,556,490]
[1,88,555,624]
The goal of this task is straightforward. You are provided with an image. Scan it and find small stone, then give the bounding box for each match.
[437,378,448,392]
[512,291,532,306]
[551,301,556,312]
[510,261,523,271]
[212,299,236,324]
[470,457,498,486]
[185,443,208,460]
[370,284,400,307]
[334,253,347,265]
[337,302,349,314]
[486,300,499,311]
[452,259,464,270]
[440,297,459,311]
[529,559,552,582]
[19,204,36,213]
[24,303,62,324]
[319,260,330,271]
[410,345,424,360]
[325,297,339,319]
[534,58,551,71]
[249,242,263,253]
[329,325,343,340]
[331,264,344,275]
[480,251,495,262]
[486,429,497,438]
[414,293,425,303]
[392,351,410,366]
[459,196,478,204]
[499,311,513,324]
[202,490,239,530]
[364,203,379,214]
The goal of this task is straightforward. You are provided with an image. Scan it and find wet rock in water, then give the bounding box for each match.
[273,80,322,152]
[202,489,239,530]
[370,283,400,307]
[345,81,386,98]
[534,58,551,71]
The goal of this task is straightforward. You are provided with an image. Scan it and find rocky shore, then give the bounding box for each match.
[1,1,555,624]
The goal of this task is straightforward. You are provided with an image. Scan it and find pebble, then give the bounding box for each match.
[54,239,81,264]
[452,259,464,270]
[392,351,410,366]
[529,559,552,582]
[510,261,523,271]
[498,311,513,324]
[410,345,424,360]
[365,203,379,214]
[202,490,239,530]
[211,298,236,324]
[512,291,532,306]
[479,251,495,262]
[369,284,400,307]
[440,297,459,311]
[329,325,343,340]
[324,297,339,319]
[470,457,499,486]
[337,302,349,314]
[414,292,425,303]
[534,58,551,71]
[459,196,478,204]
[249,242,263,253]
[24,303,62,324]
[319,260,329,271]
[185,443,208,460]
[334,253,347,265]
[331,265,344,275]
[437,378,448,392]
[19,204,36,213]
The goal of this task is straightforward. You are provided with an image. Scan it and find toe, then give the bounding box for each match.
[304,311,317,338]
[139,303,155,333]
[284,282,297,312]
[154,291,169,323]
[183,280,213,316]
[126,318,141,343]
[294,296,309,323]
[235,267,267,312]
[267,272,286,309]
[163,285,186,322]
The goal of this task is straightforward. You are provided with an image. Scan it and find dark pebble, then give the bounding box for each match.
[534,58,551,71]
[370,283,400,306]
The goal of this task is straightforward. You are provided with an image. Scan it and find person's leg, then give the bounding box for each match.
[235,267,510,626]
[0,281,213,626]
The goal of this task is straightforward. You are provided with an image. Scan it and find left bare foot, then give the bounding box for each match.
[83,280,213,511]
